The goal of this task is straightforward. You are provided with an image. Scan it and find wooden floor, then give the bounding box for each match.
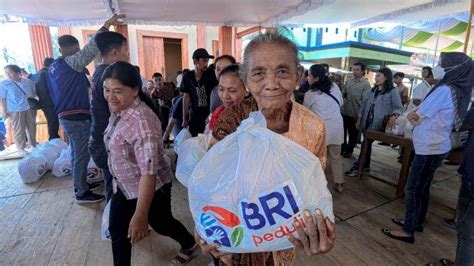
[0,144,460,266]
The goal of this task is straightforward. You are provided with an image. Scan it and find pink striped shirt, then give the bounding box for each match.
[104,98,172,200]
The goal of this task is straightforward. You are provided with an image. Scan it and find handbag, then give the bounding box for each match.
[12,81,43,110]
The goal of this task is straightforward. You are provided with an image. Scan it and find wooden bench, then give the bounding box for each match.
[358,130,414,198]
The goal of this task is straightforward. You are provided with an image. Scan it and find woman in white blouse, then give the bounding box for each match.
[304,64,345,193]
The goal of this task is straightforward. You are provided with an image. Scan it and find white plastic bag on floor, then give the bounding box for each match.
[87,159,102,183]
[48,138,68,150]
[174,128,192,154]
[189,112,334,253]
[18,153,48,183]
[33,143,62,170]
[175,133,211,187]
[52,147,72,177]
[101,201,111,241]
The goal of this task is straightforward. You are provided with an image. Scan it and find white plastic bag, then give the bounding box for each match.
[385,114,407,136]
[48,138,68,150]
[87,159,102,183]
[101,201,111,241]
[33,142,62,170]
[175,133,211,187]
[189,112,334,253]
[18,153,48,183]
[174,128,192,154]
[52,147,72,177]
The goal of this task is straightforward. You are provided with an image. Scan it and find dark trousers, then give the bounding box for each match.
[456,180,474,265]
[88,138,113,202]
[354,138,374,169]
[188,109,208,137]
[343,115,358,154]
[43,106,60,140]
[159,106,170,134]
[109,183,195,266]
[402,153,448,235]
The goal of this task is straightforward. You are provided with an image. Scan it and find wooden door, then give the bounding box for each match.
[142,36,165,80]
[137,30,189,81]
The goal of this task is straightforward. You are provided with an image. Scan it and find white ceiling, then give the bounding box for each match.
[0,0,471,27]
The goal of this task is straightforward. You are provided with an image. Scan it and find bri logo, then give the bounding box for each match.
[200,206,244,248]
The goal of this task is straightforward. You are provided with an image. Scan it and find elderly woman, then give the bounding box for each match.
[198,31,335,265]
[345,67,404,177]
[383,52,473,245]
[102,62,196,265]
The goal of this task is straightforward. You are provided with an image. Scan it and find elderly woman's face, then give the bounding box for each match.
[245,43,299,110]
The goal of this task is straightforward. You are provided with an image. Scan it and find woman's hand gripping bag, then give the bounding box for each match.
[188,112,334,253]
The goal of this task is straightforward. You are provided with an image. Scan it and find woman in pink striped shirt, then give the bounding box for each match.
[103,62,196,265]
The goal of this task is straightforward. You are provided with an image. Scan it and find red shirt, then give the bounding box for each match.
[209,105,225,131]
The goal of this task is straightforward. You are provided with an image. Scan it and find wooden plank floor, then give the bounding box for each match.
[0,144,459,265]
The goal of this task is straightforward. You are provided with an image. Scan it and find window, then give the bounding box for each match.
[335,28,339,34]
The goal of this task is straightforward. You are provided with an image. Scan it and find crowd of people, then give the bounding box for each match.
[0,13,473,265]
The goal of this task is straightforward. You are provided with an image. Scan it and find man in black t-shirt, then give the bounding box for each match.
[180,48,217,136]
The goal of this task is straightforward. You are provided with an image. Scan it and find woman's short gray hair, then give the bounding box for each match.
[241,30,300,79]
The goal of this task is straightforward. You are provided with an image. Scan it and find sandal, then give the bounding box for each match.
[171,243,198,265]
[391,218,424,232]
[381,228,415,244]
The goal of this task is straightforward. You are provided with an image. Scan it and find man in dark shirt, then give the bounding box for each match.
[89,31,129,202]
[454,107,474,264]
[35,57,59,140]
[180,48,217,136]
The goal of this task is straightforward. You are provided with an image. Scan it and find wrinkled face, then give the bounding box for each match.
[5,68,21,81]
[218,73,246,108]
[104,78,139,112]
[113,43,130,62]
[215,58,233,78]
[152,75,164,88]
[375,72,387,86]
[194,58,209,72]
[245,43,300,110]
[352,65,363,78]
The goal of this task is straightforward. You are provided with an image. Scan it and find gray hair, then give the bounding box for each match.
[241,30,300,80]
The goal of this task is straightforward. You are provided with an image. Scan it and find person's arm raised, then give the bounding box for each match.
[65,14,126,73]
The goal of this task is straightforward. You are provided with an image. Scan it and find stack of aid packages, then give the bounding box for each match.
[18,138,101,183]
[188,112,334,253]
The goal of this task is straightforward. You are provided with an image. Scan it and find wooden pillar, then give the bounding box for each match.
[57,26,71,36]
[196,25,206,48]
[219,26,232,56]
[28,25,54,70]
[114,24,129,40]
[235,36,242,63]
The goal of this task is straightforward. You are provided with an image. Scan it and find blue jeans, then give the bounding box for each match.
[89,138,113,202]
[60,118,91,197]
[456,180,474,265]
[403,153,448,235]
